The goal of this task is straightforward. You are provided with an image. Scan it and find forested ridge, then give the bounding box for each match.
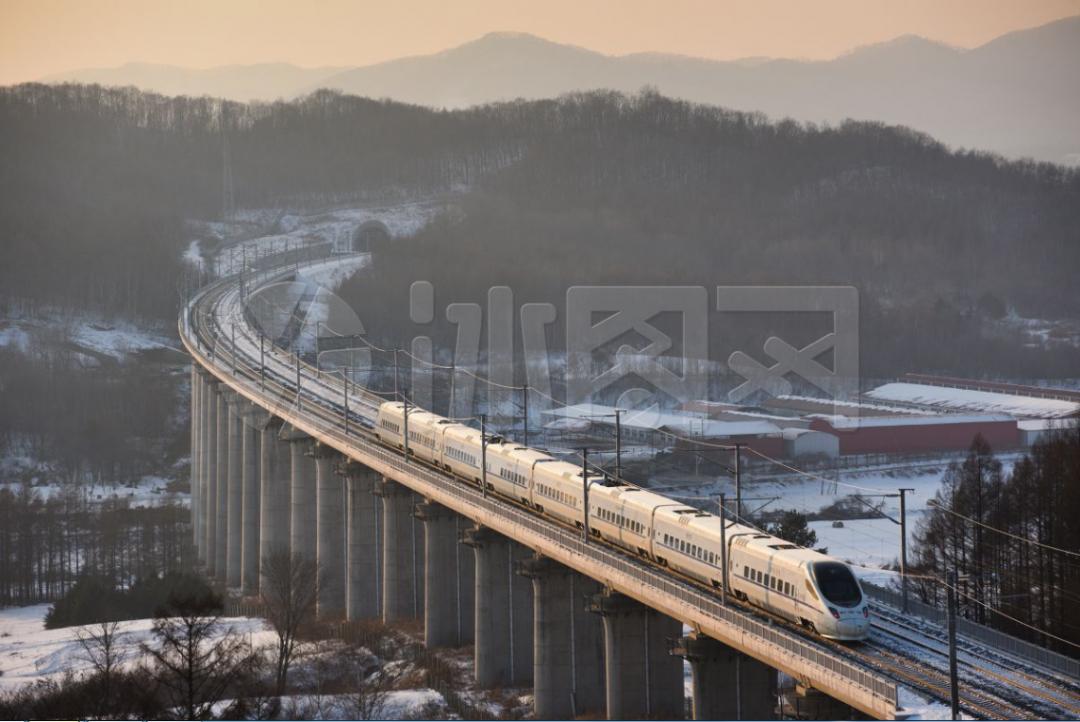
[2,83,1079,329]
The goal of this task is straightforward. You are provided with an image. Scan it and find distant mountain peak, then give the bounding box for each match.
[841,33,960,60]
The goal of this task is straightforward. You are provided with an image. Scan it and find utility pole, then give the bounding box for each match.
[719,493,728,605]
[947,570,960,720]
[259,332,265,391]
[403,396,410,462]
[734,443,743,521]
[393,349,400,402]
[614,409,623,481]
[899,487,914,613]
[480,414,488,499]
[230,323,236,375]
[295,353,302,410]
[583,409,624,479]
[581,447,590,543]
[521,385,529,447]
[343,370,350,436]
[315,321,321,377]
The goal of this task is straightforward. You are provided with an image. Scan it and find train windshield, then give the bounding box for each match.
[813,562,862,607]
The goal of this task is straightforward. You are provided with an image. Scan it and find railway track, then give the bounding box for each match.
[871,606,1080,716]
[191,263,1080,721]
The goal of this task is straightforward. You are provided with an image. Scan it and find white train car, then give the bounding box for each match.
[652,505,727,587]
[530,459,593,527]
[441,423,485,483]
[727,532,869,640]
[589,484,673,557]
[484,441,544,504]
[375,401,407,447]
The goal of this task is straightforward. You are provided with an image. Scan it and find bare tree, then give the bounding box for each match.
[352,665,401,720]
[142,589,255,720]
[75,620,124,712]
[260,550,319,695]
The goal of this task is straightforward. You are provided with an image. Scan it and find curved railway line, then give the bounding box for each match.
[187,259,1080,720]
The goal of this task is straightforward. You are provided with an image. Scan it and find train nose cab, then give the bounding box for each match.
[812,561,870,640]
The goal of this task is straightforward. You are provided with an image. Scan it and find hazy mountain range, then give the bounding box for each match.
[42,15,1080,164]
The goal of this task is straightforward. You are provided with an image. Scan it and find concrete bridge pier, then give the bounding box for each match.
[202,379,218,575]
[258,417,290,592]
[416,501,474,648]
[464,525,534,688]
[286,428,316,562]
[190,368,202,562]
[787,683,850,721]
[672,634,777,720]
[345,463,382,620]
[225,394,244,588]
[588,589,685,720]
[374,478,423,622]
[239,403,265,595]
[519,555,605,719]
[315,444,345,619]
[214,390,230,580]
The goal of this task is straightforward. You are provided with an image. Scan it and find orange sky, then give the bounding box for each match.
[2,0,1079,85]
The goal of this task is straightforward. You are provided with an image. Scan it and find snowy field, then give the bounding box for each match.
[0,310,179,364]
[0,603,502,719]
[0,603,272,693]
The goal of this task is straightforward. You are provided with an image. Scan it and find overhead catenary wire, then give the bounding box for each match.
[926,498,1080,560]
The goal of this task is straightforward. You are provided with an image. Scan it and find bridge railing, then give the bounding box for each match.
[864,582,1080,680]
[184,257,900,715]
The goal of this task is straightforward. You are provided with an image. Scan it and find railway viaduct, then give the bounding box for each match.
[182,246,1080,720]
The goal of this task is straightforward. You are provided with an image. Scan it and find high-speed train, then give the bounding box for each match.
[375,401,869,641]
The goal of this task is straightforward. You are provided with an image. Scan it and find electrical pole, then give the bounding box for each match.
[230,323,236,375]
[295,353,302,410]
[393,349,400,402]
[899,487,914,613]
[403,396,410,462]
[522,385,529,447]
[480,414,488,499]
[259,332,265,391]
[947,570,960,720]
[581,447,590,543]
[719,493,728,605]
[344,370,350,436]
[734,443,743,520]
[614,409,623,481]
[315,321,321,377]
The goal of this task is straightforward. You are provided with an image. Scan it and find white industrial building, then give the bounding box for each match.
[782,428,840,459]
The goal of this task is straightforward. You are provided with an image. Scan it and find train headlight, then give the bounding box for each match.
[828,607,840,620]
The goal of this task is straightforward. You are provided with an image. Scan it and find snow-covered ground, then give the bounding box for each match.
[205,200,445,276]
[897,686,967,720]
[0,603,272,693]
[0,310,178,363]
[866,382,1080,418]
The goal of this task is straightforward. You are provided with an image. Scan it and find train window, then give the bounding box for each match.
[812,562,862,607]
[744,565,750,577]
